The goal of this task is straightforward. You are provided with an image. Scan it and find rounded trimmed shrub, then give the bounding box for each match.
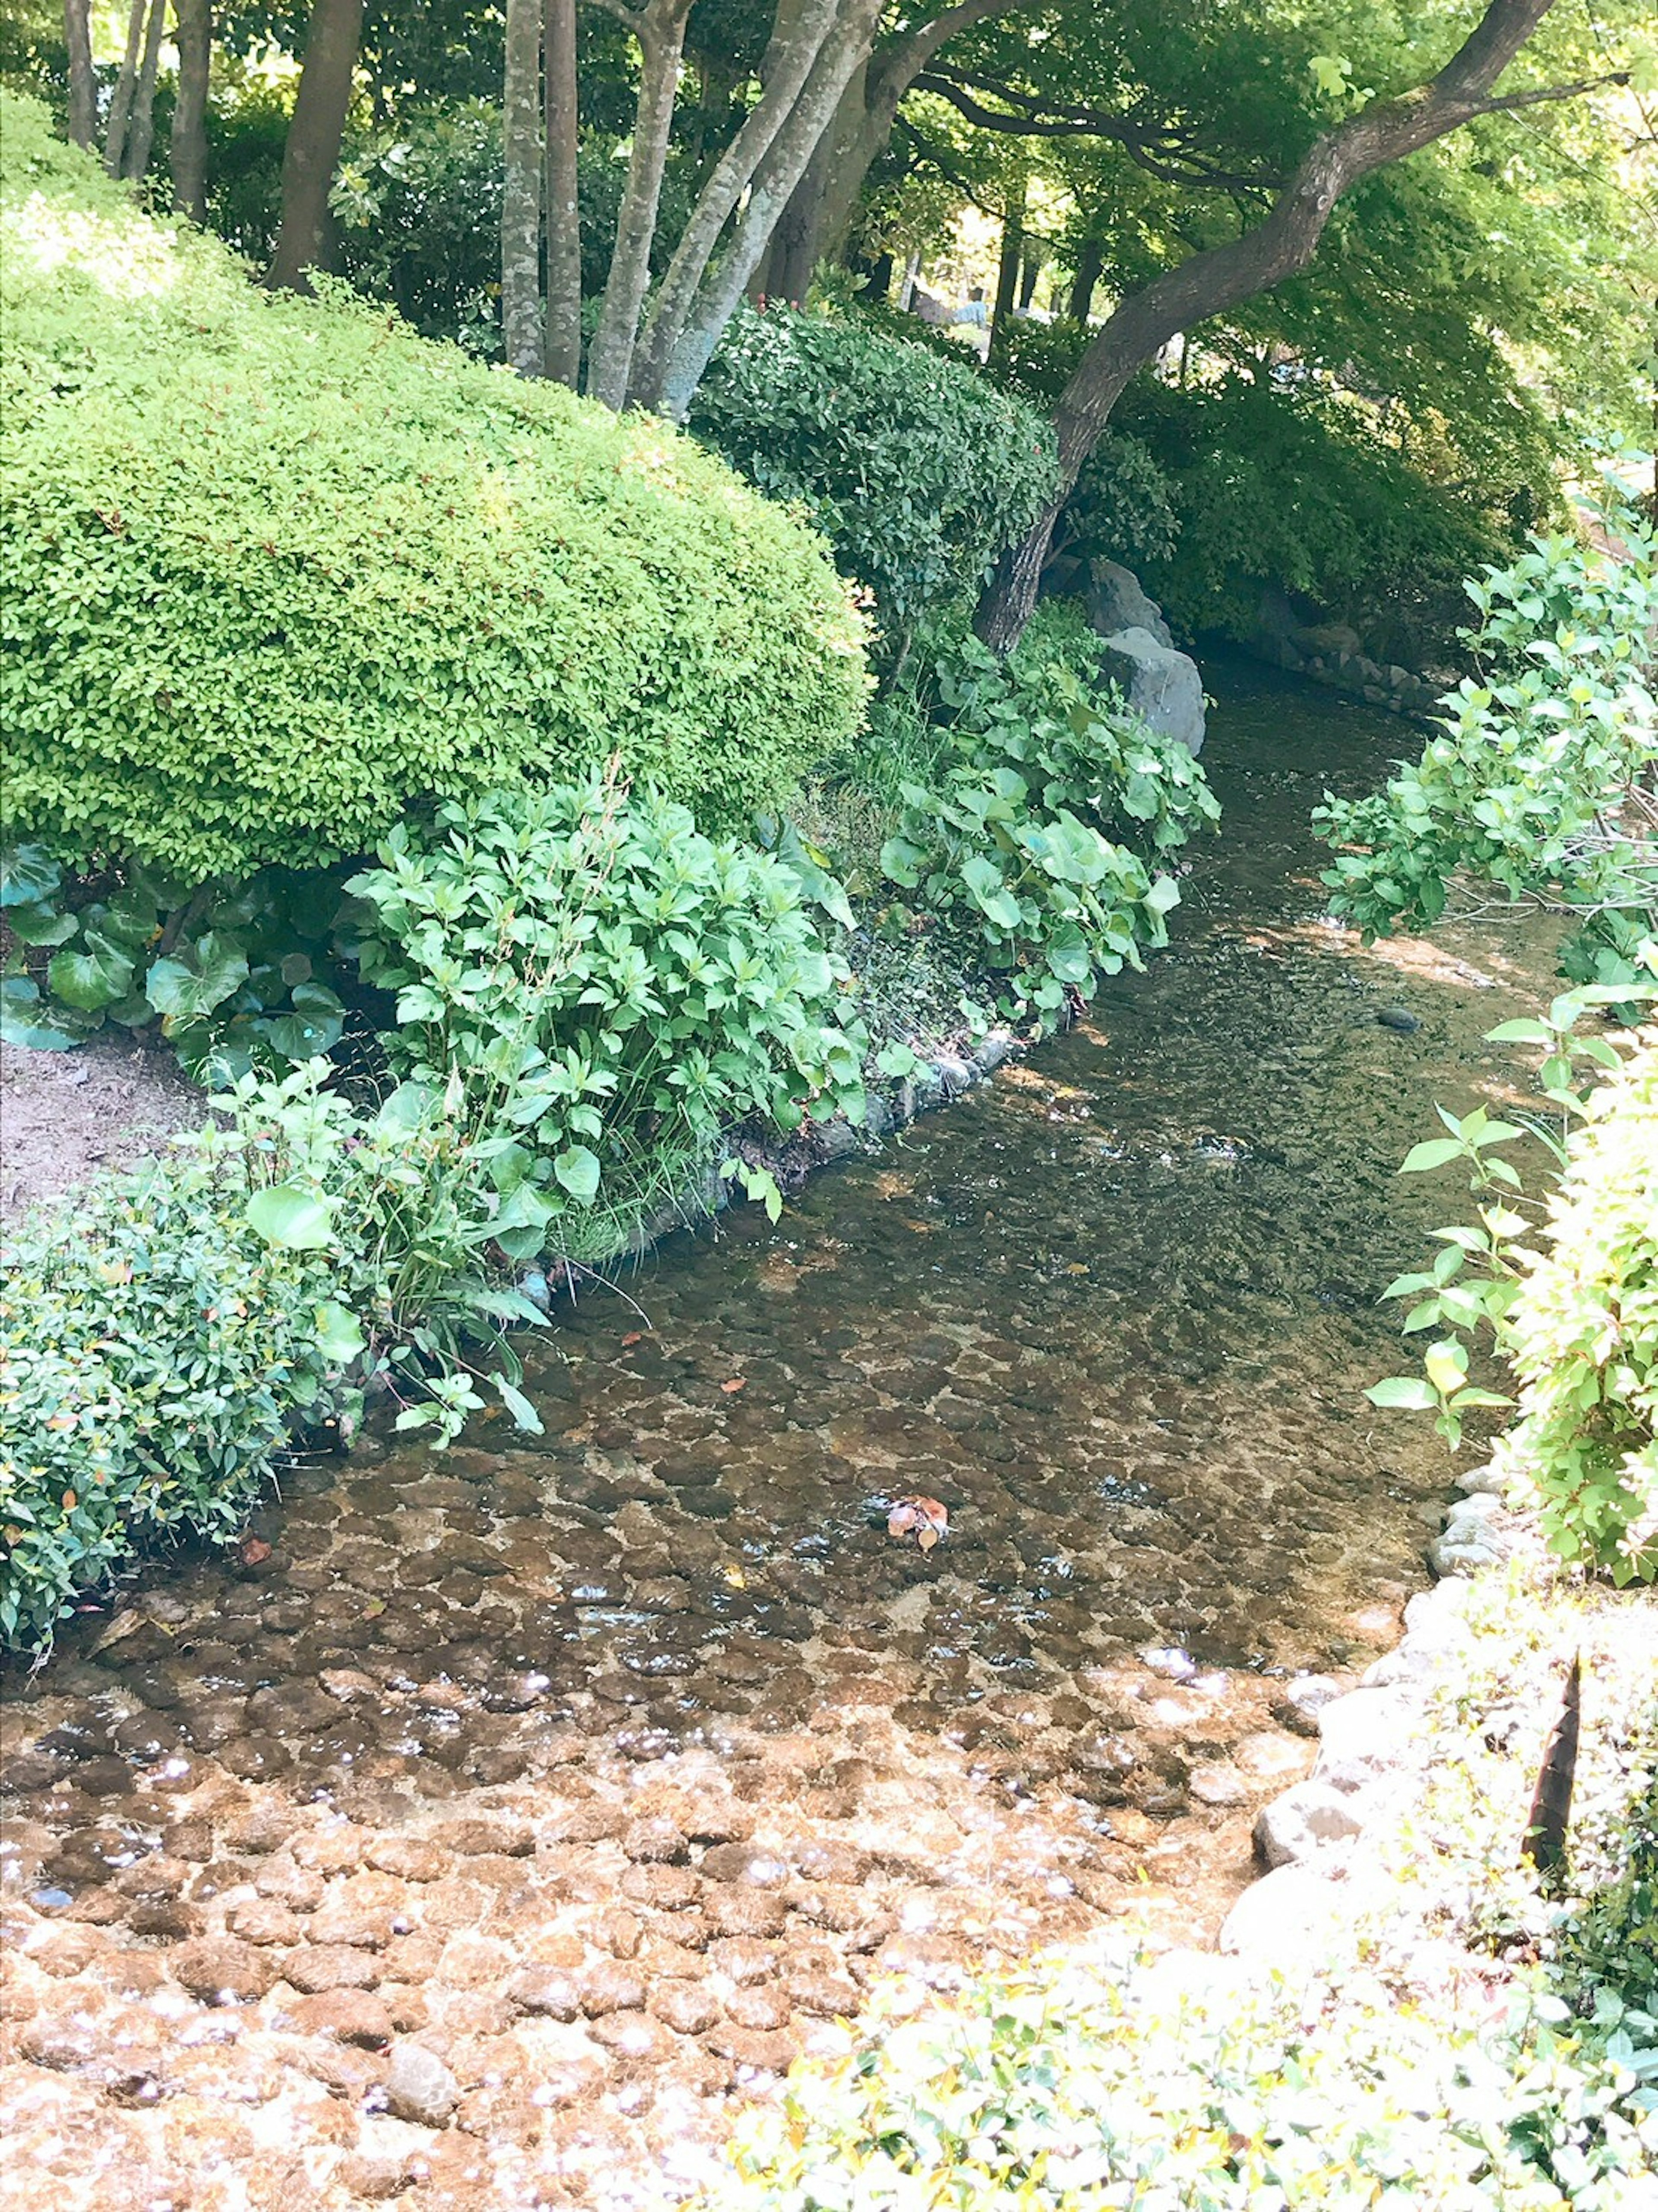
[690,301,1058,653]
[0,94,867,879]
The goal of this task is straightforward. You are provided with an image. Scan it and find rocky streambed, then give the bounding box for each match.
[0,664,1569,2211]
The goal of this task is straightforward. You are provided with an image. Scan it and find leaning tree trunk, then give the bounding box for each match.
[103,0,147,175]
[63,0,95,149]
[171,0,212,219]
[543,0,582,387]
[585,0,692,410]
[266,0,364,295]
[121,0,168,181]
[501,0,543,375]
[976,0,1570,652]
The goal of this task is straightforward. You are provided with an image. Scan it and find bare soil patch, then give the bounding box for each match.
[0,1034,207,1223]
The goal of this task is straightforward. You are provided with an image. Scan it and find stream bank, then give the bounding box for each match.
[0,662,1570,2211]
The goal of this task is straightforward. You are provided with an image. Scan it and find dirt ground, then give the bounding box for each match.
[0,1033,207,1223]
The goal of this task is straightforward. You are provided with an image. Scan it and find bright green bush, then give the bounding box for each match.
[689,302,1058,656]
[0,1062,547,1650]
[0,92,866,881]
[1315,508,1657,991]
[348,781,868,1258]
[877,631,1218,1027]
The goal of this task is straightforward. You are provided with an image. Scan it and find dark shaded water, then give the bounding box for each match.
[0,666,1561,2210]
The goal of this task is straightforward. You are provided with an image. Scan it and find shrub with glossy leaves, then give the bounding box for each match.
[690,302,1057,655]
[349,780,868,1257]
[0,93,866,881]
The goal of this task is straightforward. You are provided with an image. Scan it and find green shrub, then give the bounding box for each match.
[348,780,868,1258]
[0,92,866,882]
[0,1062,550,1650]
[1370,998,1656,1582]
[689,301,1058,657]
[877,631,1218,1027]
[1315,505,1657,983]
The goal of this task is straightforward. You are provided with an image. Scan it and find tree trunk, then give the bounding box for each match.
[120,0,167,181]
[764,109,838,304]
[266,0,364,295]
[103,0,147,175]
[631,0,841,404]
[171,0,212,219]
[1017,246,1041,312]
[585,0,690,410]
[641,0,886,418]
[987,162,1025,369]
[63,0,95,150]
[976,0,1566,651]
[1066,232,1103,324]
[501,0,542,375]
[543,0,582,387]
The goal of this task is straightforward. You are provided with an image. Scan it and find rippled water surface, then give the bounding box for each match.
[0,666,1564,2210]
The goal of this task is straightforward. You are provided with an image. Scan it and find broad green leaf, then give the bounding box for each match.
[313,1300,365,1364]
[47,934,134,1013]
[0,843,62,909]
[1424,1340,1469,1394]
[246,1182,335,1250]
[146,931,250,1019]
[553,1144,602,1203]
[491,1374,545,1435]
[0,976,89,1049]
[1366,1376,1438,1412]
[1399,1136,1464,1173]
[3,900,78,947]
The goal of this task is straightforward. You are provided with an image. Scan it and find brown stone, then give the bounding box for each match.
[291,1989,395,2048]
[646,1981,721,2038]
[593,1908,642,1960]
[253,1859,324,1911]
[429,1818,535,1859]
[587,2009,675,2063]
[621,1817,689,1865]
[503,1966,581,2022]
[701,1886,787,1939]
[699,1842,790,1888]
[292,1827,366,1874]
[785,1971,861,2019]
[283,1944,380,1994]
[618,1863,703,1912]
[703,2022,797,2075]
[580,1963,646,2018]
[364,1836,450,1882]
[705,1938,777,1987]
[171,1939,276,2005]
[226,1898,303,1947]
[725,1983,791,2033]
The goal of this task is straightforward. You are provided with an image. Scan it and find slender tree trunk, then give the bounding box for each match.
[266,0,364,295]
[103,0,147,175]
[631,0,840,403]
[121,0,168,182]
[171,0,212,218]
[987,162,1025,368]
[501,0,543,374]
[543,0,582,386]
[1067,233,1102,324]
[898,245,920,310]
[1017,245,1041,311]
[585,0,690,409]
[63,0,95,149]
[639,0,886,417]
[758,93,839,304]
[976,0,1569,650]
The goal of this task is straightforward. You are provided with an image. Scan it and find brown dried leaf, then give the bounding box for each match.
[721,1377,747,1394]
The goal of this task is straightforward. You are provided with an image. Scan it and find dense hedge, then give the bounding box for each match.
[0,95,866,878]
[690,303,1057,654]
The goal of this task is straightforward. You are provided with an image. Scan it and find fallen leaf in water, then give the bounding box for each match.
[721,1377,747,1394]
[887,1496,949,1551]
[239,1536,272,1568]
[621,1331,644,1348]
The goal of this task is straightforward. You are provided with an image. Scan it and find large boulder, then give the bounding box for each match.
[1096,626,1207,757]
[1088,560,1174,648]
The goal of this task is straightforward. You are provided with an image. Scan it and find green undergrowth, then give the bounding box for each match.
[711,1568,1658,2211]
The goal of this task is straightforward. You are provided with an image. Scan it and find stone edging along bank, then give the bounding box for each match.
[1218,1459,1530,1964]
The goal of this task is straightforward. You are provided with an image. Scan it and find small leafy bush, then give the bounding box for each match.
[1370,995,1656,1581]
[878,633,1217,1026]
[348,780,868,1256]
[0,93,865,880]
[0,842,350,1074]
[1316,504,1658,968]
[690,301,1058,657]
[0,1062,547,1650]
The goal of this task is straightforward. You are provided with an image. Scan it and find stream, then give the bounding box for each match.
[0,663,1565,2212]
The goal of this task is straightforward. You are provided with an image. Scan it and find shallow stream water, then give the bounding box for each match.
[0,664,1564,2210]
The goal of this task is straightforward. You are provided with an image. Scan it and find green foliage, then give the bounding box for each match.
[348,780,868,1258]
[689,301,1057,656]
[0,847,350,1078]
[1316,499,1657,976]
[0,1062,547,1650]
[0,93,866,881]
[1371,995,1657,1582]
[877,631,1217,1028]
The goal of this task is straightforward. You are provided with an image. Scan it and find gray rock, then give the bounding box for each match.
[932,1055,975,1097]
[1088,560,1174,649]
[815,1119,860,1163]
[971,1033,1014,1074]
[1253,1781,1367,1868]
[1218,1862,1346,1962]
[864,1096,895,1139]
[1454,1461,1508,1497]
[383,2041,459,2128]
[1312,1688,1416,1794]
[1376,1006,1421,1033]
[1427,1516,1512,1578]
[1096,626,1206,756]
[1270,1673,1343,1736]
